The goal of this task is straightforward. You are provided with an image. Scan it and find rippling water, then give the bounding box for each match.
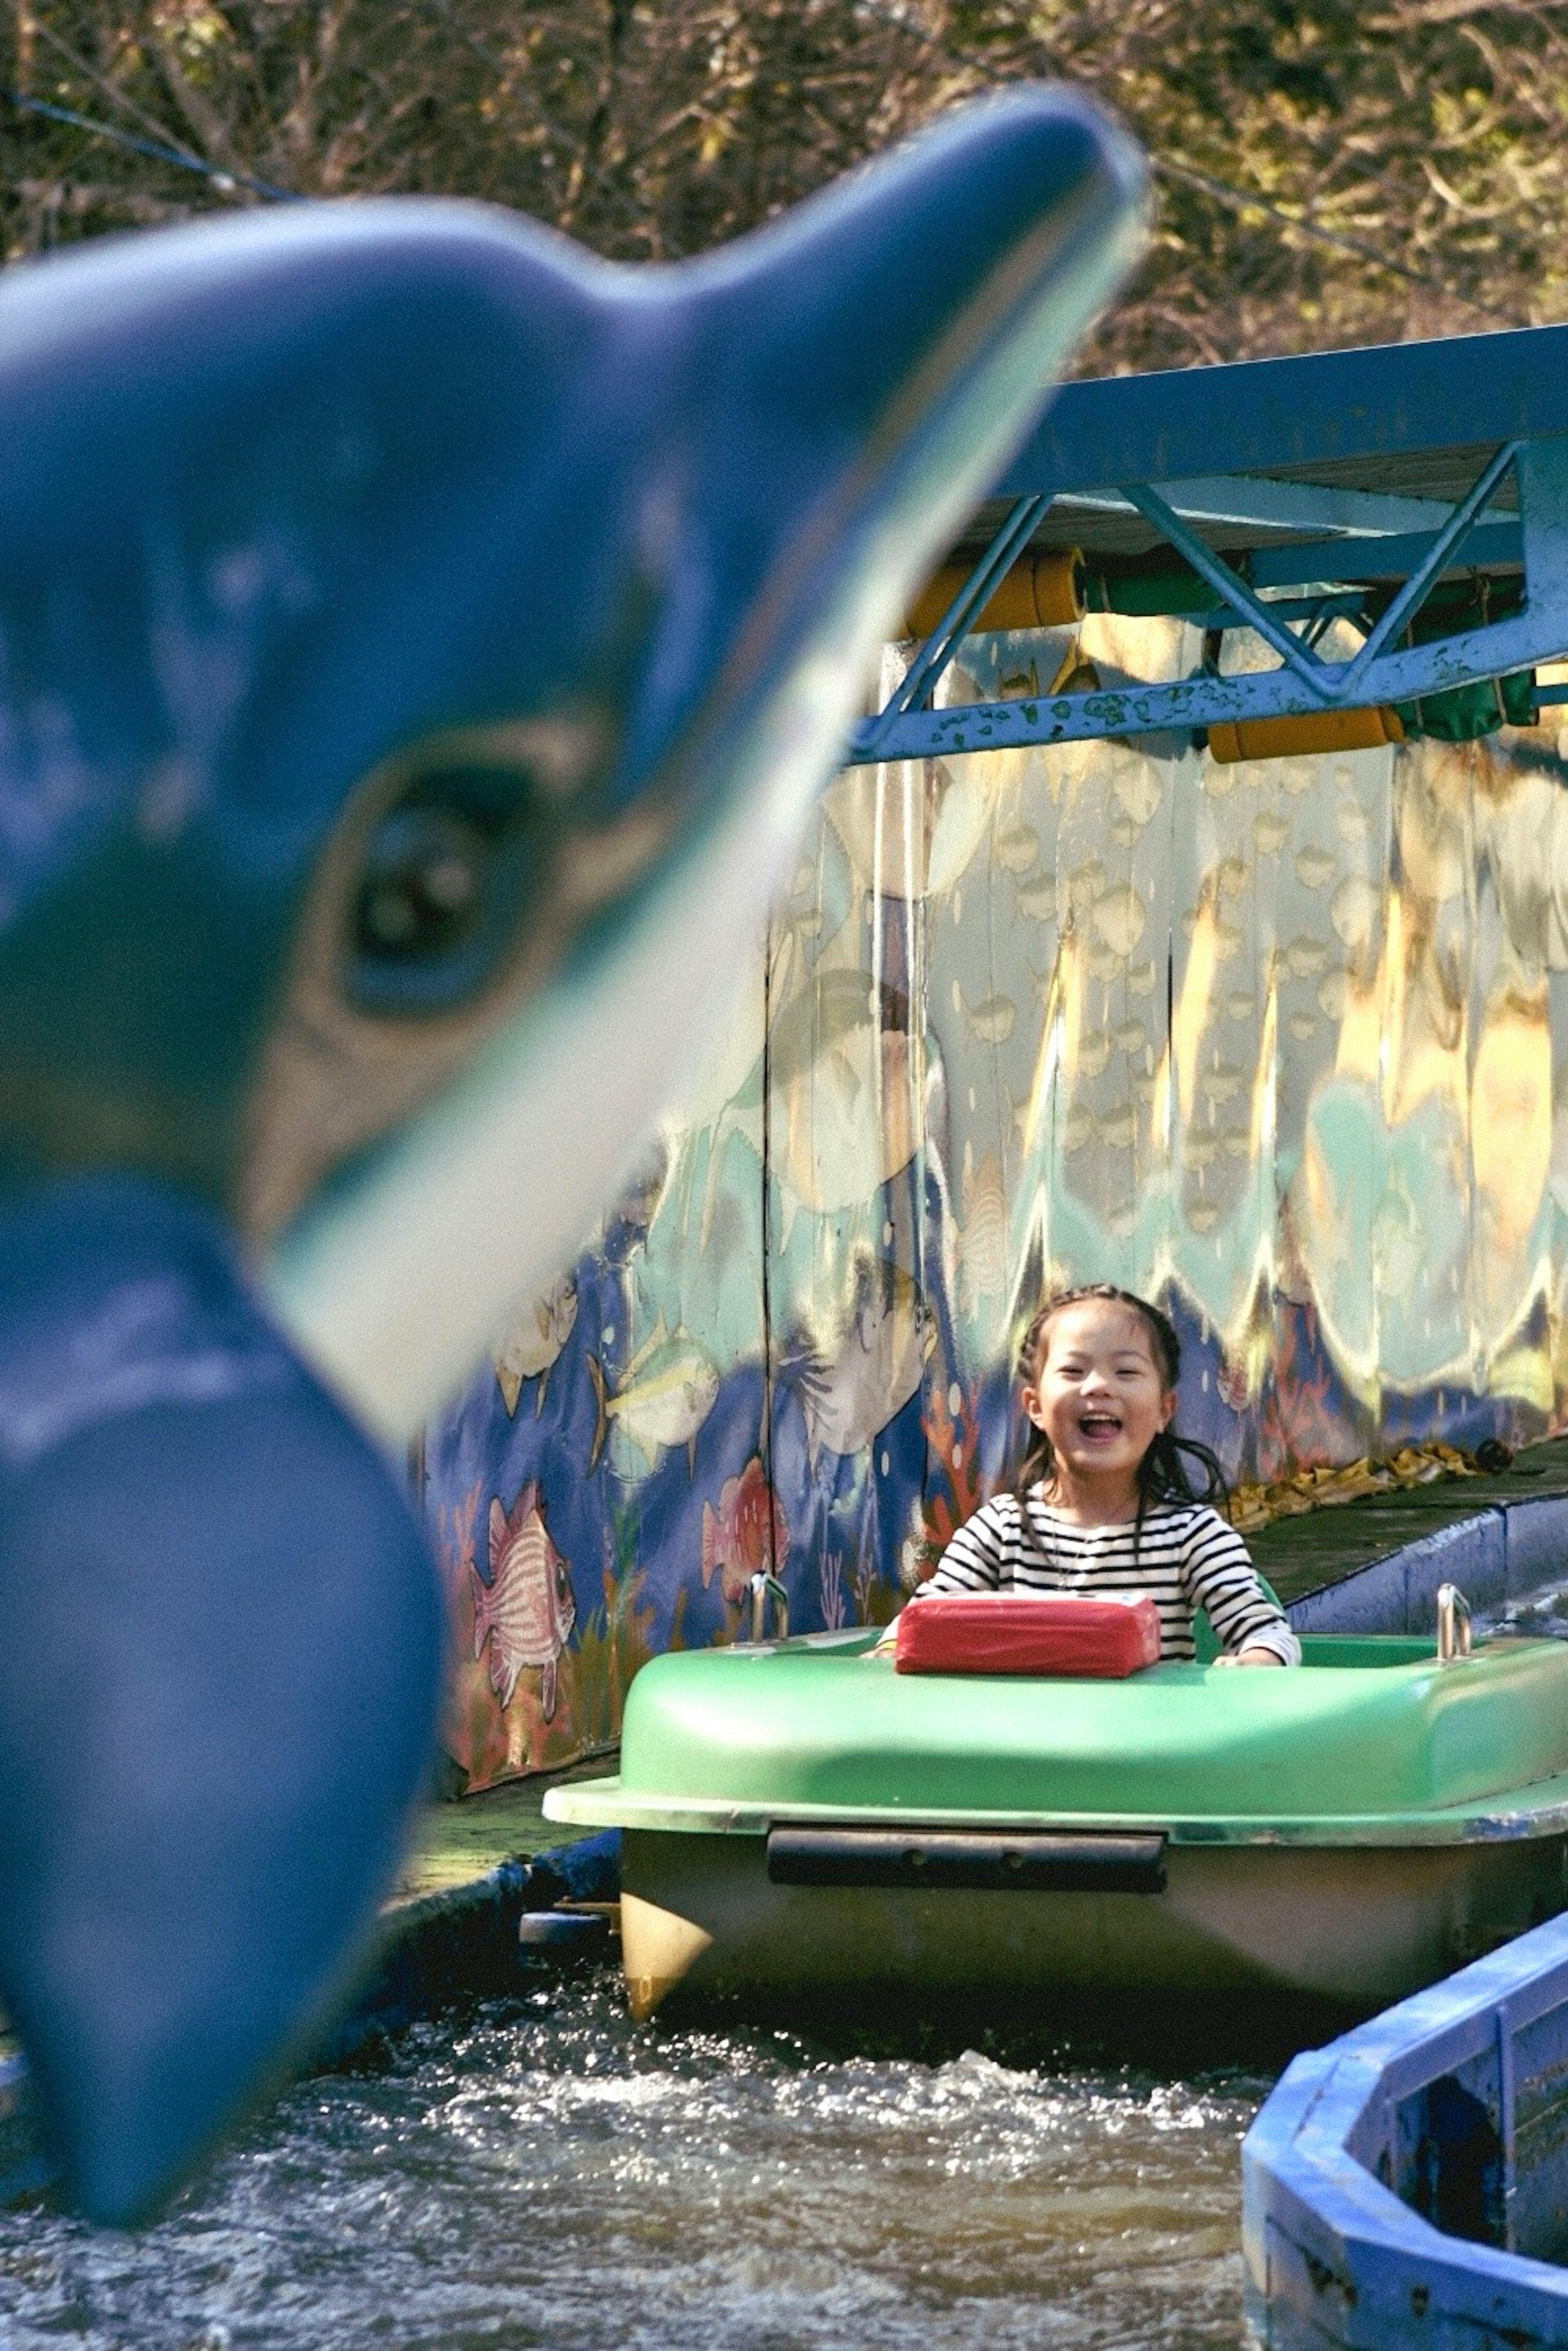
[0,1979,1269,2350]
[1479,1574,1568,1642]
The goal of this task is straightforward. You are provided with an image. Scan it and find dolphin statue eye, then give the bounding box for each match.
[356,801,490,957]
[350,766,542,1013]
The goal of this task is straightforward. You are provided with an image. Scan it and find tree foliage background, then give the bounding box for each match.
[3,0,1566,370]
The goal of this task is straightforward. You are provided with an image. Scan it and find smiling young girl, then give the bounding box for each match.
[919,1283,1298,1666]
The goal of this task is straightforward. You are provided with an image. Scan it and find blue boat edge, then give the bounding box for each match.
[1221,1487,1568,2344]
[1243,1908,1568,2345]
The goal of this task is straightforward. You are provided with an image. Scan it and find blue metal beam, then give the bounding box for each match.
[1060,475,1514,541]
[1245,519,1520,592]
[870,493,1046,748]
[848,646,1544,763]
[1120,481,1337,696]
[1000,322,1568,494]
[1339,441,1519,691]
[851,435,1568,763]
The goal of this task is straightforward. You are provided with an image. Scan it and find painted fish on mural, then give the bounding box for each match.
[587,1316,720,1474]
[493,1273,579,1415]
[1109,750,1165,828]
[1328,874,1378,953]
[1066,857,1108,915]
[701,1454,791,1605]
[785,1258,937,1466]
[1091,881,1147,957]
[472,1483,577,1719]
[608,1134,674,1248]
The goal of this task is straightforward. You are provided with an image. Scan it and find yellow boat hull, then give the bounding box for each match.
[619,1826,1568,2023]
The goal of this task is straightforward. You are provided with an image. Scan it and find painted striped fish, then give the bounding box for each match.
[473,1485,577,1719]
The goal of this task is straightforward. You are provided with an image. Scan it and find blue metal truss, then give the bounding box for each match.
[847,324,1568,765]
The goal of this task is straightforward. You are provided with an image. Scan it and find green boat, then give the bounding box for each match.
[543,1594,1568,2024]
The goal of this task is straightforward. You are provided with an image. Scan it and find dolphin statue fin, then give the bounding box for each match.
[0,1178,443,2222]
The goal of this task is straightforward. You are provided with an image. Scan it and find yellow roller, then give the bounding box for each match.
[1207,706,1405,765]
[904,546,1085,639]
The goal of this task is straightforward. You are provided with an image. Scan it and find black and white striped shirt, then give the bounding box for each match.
[922,1488,1301,1665]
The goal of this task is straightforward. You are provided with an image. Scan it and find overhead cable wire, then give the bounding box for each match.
[7,89,300,204]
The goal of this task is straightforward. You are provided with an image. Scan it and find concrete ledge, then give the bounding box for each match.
[1503,1495,1568,1599]
[316,1829,621,2064]
[1289,1510,1505,1636]
[1287,1493,1568,1636]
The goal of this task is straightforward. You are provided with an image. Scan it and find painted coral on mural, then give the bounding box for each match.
[422,615,1568,1790]
[702,1455,789,1609]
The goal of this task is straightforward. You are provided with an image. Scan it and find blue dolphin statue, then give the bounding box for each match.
[0,87,1144,2221]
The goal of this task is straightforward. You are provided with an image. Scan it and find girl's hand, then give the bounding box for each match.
[1213,1645,1287,1668]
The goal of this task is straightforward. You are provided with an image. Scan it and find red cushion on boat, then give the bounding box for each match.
[894,1594,1162,1678]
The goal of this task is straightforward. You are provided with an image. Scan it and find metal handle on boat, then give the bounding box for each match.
[1437,1582,1472,1663]
[750,1571,789,1643]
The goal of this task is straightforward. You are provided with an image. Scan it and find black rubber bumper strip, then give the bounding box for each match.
[765,1825,1168,1894]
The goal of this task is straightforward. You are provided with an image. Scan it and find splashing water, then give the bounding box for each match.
[1477,1575,1568,1643]
[0,1981,1270,2349]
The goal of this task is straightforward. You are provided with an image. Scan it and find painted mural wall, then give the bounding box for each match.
[423,614,1568,1789]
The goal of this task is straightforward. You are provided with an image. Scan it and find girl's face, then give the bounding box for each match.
[1021,1298,1175,1501]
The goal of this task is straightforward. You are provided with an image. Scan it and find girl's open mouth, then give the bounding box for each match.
[1078,1411,1123,1438]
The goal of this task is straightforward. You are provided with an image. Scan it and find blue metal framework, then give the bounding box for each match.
[849,323,1568,763]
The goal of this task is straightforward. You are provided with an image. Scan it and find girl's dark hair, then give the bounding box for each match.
[1012,1282,1228,1519]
